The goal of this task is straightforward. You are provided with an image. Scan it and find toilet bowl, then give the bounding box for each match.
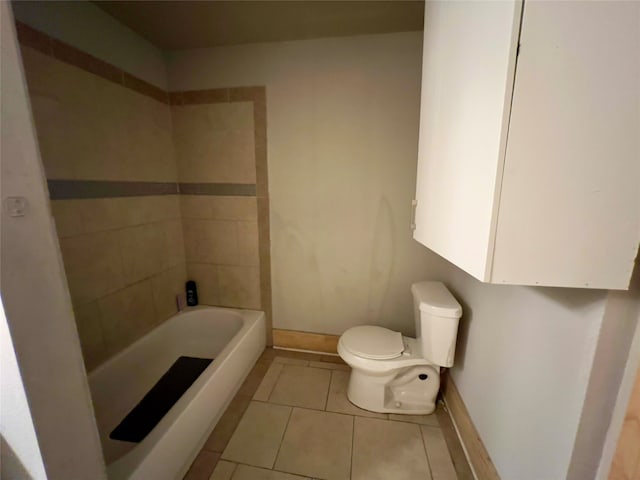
[338,281,462,414]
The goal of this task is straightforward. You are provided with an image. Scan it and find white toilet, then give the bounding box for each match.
[338,281,462,414]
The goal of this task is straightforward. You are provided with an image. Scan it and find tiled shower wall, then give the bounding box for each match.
[173,99,261,310]
[17,23,271,371]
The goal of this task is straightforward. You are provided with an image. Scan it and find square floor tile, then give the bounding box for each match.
[352,417,432,480]
[275,408,353,480]
[421,426,458,480]
[388,412,440,427]
[222,401,291,468]
[232,464,311,480]
[326,370,387,419]
[268,365,331,410]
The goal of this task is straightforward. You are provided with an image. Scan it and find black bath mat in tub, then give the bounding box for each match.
[109,356,212,443]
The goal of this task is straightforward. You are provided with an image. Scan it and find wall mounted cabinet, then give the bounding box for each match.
[413,0,639,289]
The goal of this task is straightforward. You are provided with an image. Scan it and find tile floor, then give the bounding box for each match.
[184,348,474,480]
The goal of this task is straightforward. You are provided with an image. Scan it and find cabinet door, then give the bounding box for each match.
[413,0,521,281]
[492,1,640,289]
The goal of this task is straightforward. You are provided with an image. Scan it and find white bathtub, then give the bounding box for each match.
[87,306,266,480]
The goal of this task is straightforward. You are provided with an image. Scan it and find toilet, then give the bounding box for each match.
[338,281,462,414]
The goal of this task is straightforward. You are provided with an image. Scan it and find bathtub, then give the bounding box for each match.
[87,306,266,480]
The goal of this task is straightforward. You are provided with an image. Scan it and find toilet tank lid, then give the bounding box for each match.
[411,281,462,318]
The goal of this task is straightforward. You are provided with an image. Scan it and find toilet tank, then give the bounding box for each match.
[411,281,462,367]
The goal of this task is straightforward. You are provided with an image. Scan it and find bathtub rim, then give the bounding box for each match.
[87,305,255,382]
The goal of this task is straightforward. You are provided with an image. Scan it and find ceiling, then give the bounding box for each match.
[94,1,424,50]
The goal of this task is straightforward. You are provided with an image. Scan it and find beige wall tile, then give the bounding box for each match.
[53,197,182,240]
[50,200,85,237]
[73,301,107,371]
[120,92,176,182]
[151,264,187,322]
[186,263,220,305]
[22,48,100,179]
[22,47,177,182]
[183,219,238,264]
[180,196,257,221]
[161,219,186,269]
[97,280,157,355]
[175,130,256,184]
[82,198,130,233]
[237,221,260,266]
[59,231,125,305]
[217,265,261,309]
[172,102,256,184]
[118,223,165,284]
[120,195,181,227]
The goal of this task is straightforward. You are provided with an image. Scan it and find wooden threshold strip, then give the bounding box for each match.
[272,329,340,354]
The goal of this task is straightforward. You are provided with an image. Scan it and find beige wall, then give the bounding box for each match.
[20,45,186,370]
[1,5,105,476]
[166,32,452,336]
[568,261,640,479]
[444,265,609,479]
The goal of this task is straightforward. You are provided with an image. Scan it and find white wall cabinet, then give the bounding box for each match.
[413,0,640,290]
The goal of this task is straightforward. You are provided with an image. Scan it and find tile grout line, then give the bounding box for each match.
[350,414,356,480]
[57,215,184,240]
[419,423,436,480]
[264,362,285,403]
[223,459,315,479]
[323,369,333,411]
[270,405,295,471]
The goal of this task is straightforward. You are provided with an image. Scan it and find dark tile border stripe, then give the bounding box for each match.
[15,22,266,108]
[15,21,168,104]
[178,183,256,196]
[48,180,178,200]
[46,180,260,199]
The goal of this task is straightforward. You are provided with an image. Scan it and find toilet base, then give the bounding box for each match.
[346,365,440,415]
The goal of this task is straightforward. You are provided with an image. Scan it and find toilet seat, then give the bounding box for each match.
[340,326,404,360]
